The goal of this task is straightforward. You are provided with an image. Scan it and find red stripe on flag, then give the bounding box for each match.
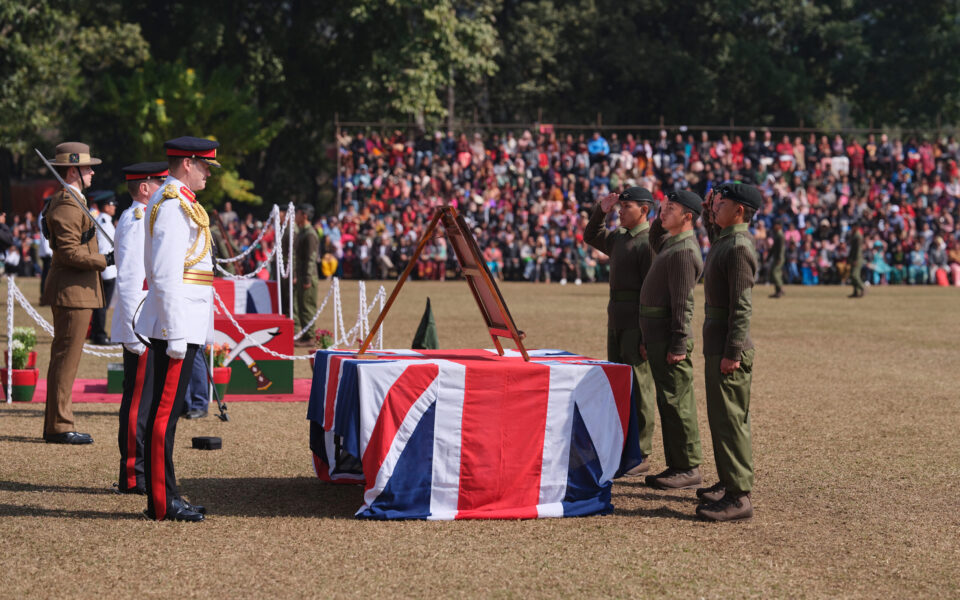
[599,364,633,435]
[124,350,149,489]
[150,357,183,520]
[323,355,350,430]
[361,364,439,492]
[455,361,550,518]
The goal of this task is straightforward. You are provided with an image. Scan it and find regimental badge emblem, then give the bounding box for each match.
[134,206,144,220]
[69,153,79,163]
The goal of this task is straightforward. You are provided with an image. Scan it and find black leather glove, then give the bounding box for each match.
[104,251,115,267]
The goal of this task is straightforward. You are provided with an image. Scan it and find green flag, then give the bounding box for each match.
[412,297,439,350]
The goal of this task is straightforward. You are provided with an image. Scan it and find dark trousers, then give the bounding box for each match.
[117,347,154,492]
[39,256,52,301]
[183,349,210,413]
[90,277,116,340]
[144,339,198,520]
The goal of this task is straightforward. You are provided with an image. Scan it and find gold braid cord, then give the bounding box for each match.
[149,184,212,267]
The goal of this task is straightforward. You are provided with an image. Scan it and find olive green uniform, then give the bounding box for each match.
[294,223,320,341]
[770,228,785,293]
[849,228,864,296]
[583,206,657,457]
[702,222,757,494]
[638,223,703,470]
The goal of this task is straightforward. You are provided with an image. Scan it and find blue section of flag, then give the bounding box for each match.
[358,402,437,520]
[562,405,613,517]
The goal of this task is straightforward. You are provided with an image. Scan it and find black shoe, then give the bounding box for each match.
[44,431,93,445]
[181,498,206,514]
[91,335,110,346]
[162,499,205,522]
[183,409,208,419]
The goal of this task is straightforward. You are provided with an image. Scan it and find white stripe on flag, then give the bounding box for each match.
[358,362,441,513]
[573,365,624,485]
[356,360,417,453]
[427,360,467,520]
[536,364,584,518]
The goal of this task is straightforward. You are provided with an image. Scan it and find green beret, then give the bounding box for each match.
[620,186,654,205]
[719,183,762,210]
[667,190,703,215]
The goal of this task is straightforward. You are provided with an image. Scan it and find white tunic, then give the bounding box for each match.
[134,175,214,345]
[110,201,148,344]
[96,212,117,280]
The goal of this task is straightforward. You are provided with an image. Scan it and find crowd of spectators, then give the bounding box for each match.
[317,126,960,288]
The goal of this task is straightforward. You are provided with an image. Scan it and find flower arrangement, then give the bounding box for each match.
[10,339,29,370]
[315,329,334,349]
[205,343,232,368]
[13,327,36,352]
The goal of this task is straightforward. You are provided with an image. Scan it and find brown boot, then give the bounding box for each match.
[696,491,753,521]
[695,481,725,503]
[645,467,701,490]
[624,459,650,477]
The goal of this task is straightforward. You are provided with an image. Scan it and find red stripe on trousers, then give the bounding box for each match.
[361,363,439,492]
[151,357,183,520]
[125,349,149,489]
[323,355,350,430]
[599,363,633,436]
[456,361,550,519]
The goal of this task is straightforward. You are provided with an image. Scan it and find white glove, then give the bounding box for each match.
[123,341,146,355]
[167,338,187,360]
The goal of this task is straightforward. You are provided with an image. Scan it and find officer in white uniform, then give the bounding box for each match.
[111,162,168,495]
[90,196,118,344]
[134,136,220,522]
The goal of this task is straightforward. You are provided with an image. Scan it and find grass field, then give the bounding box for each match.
[1,277,958,598]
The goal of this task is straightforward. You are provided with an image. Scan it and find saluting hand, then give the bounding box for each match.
[600,193,619,213]
[720,358,741,375]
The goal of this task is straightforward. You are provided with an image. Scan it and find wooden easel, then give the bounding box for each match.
[357,206,529,361]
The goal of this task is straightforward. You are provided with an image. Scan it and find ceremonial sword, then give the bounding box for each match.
[34,147,115,246]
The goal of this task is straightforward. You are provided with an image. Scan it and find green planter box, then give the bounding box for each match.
[107,362,124,394]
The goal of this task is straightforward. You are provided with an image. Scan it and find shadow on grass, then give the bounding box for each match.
[0,480,117,495]
[614,505,701,522]
[0,407,117,418]
[0,503,143,520]
[0,435,47,444]
[613,489,698,504]
[180,476,362,519]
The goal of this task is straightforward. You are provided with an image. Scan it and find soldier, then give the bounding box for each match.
[91,196,118,344]
[696,183,760,522]
[111,162,168,493]
[769,219,785,298]
[583,186,658,474]
[134,136,219,522]
[848,222,865,297]
[640,190,705,491]
[293,203,320,346]
[40,142,110,444]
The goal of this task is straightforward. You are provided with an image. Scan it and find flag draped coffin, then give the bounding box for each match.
[307,349,642,520]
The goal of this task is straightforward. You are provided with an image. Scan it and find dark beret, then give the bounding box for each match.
[667,190,703,215]
[164,136,221,167]
[296,203,315,219]
[620,186,654,205]
[719,183,762,210]
[121,161,169,181]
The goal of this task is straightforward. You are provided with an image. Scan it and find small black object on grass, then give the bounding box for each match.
[192,436,222,450]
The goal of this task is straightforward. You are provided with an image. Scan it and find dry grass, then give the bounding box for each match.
[1,277,959,598]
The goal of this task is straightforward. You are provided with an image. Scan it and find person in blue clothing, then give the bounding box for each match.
[587,131,609,165]
[183,348,210,419]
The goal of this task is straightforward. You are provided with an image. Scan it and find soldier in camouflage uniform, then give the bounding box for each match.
[293,204,320,345]
[848,224,865,297]
[769,220,785,298]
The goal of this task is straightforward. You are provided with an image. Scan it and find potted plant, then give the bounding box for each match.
[1,338,39,402]
[206,343,232,399]
[5,326,37,368]
[309,329,334,370]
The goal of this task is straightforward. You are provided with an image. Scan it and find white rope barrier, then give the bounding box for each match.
[6,276,13,403]
[213,202,295,281]
[215,204,280,263]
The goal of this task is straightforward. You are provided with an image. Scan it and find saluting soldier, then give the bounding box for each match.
[769,220,785,298]
[696,183,760,522]
[40,142,110,444]
[848,223,865,297]
[583,186,658,474]
[111,162,168,494]
[293,203,320,346]
[640,190,705,491]
[134,137,219,522]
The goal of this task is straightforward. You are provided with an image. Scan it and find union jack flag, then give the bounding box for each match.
[308,349,642,519]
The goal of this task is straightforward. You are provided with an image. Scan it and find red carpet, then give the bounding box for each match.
[23,378,312,403]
